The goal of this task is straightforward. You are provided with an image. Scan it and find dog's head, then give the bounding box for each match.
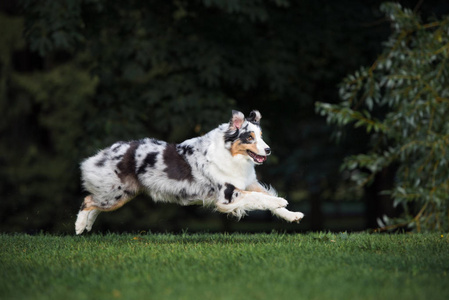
[224,110,271,165]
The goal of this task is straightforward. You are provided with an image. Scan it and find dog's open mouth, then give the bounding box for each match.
[247,150,267,164]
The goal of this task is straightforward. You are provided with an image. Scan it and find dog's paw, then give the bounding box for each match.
[272,197,288,208]
[75,222,86,235]
[273,208,304,223]
[75,210,89,235]
[288,211,304,223]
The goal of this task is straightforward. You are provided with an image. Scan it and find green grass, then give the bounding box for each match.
[1,233,448,300]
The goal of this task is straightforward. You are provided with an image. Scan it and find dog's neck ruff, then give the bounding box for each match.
[198,125,258,190]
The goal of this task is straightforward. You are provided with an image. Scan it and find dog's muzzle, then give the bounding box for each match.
[247,150,268,164]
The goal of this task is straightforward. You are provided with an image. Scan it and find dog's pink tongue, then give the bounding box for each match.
[256,155,266,163]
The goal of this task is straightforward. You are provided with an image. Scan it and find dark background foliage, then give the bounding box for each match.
[1,0,447,234]
[317,2,449,232]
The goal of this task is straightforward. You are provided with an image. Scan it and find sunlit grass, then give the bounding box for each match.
[1,233,448,300]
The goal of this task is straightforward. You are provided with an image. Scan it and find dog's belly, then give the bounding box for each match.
[141,179,217,206]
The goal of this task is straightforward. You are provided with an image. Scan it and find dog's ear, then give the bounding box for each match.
[246,110,262,124]
[230,110,245,130]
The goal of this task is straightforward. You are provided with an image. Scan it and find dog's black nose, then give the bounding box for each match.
[265,148,271,155]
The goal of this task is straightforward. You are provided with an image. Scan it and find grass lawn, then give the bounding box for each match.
[1,232,448,300]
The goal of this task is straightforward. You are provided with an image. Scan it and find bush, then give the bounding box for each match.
[316,2,449,232]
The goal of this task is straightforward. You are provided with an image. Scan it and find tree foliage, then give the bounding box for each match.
[317,3,449,232]
[1,0,411,232]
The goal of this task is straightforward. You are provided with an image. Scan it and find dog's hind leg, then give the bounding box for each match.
[86,209,101,232]
[75,193,137,234]
[75,195,96,235]
[75,210,89,235]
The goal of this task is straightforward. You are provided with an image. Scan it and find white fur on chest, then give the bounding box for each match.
[202,128,257,189]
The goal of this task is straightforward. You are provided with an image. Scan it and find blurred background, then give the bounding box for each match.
[1,0,448,234]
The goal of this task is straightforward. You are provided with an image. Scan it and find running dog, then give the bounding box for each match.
[75,110,304,234]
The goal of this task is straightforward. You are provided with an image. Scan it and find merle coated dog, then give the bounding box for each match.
[75,110,304,234]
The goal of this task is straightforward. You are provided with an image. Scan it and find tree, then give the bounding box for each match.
[317,2,449,232]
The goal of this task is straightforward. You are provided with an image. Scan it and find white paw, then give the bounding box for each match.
[288,211,304,223]
[85,210,100,232]
[75,211,89,235]
[75,222,86,235]
[85,223,93,232]
[273,208,304,223]
[279,198,289,208]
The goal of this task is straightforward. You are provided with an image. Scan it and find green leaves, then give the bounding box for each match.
[22,0,85,55]
[316,2,449,232]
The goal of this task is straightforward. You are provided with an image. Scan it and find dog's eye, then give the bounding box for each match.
[247,135,254,141]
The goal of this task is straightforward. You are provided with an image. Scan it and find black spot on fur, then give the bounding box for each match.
[116,141,140,183]
[217,184,223,191]
[115,195,122,200]
[124,190,133,196]
[224,183,235,203]
[208,186,216,197]
[180,188,188,198]
[224,128,239,144]
[163,144,193,182]
[118,186,122,190]
[111,143,124,153]
[113,155,124,160]
[177,144,194,156]
[137,152,158,175]
[150,138,163,145]
[95,157,107,167]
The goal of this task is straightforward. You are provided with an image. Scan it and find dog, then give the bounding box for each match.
[75,110,304,234]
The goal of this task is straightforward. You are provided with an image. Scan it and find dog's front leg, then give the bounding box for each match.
[215,183,301,221]
[246,182,305,223]
[216,183,286,216]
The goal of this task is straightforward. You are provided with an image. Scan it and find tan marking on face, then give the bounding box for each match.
[230,139,259,157]
[230,140,245,156]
